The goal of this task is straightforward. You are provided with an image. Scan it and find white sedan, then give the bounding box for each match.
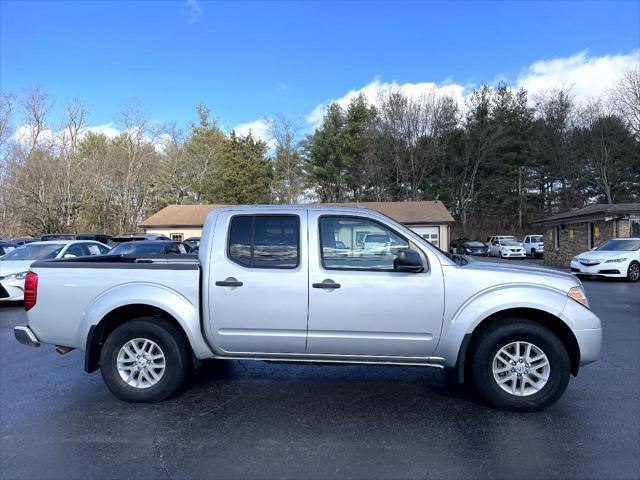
[488,238,526,259]
[0,240,111,301]
[570,238,640,282]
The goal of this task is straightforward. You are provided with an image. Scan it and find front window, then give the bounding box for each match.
[228,215,300,268]
[319,216,409,271]
[110,242,166,255]
[529,235,543,243]
[501,239,521,246]
[1,243,65,260]
[596,239,640,252]
[465,241,485,247]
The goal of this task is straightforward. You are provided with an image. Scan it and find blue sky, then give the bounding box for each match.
[1,0,639,137]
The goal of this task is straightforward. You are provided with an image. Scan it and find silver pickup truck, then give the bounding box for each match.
[14,205,602,411]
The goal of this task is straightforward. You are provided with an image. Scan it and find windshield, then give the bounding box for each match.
[465,241,485,247]
[110,242,167,255]
[596,239,640,251]
[1,243,65,260]
[529,235,543,242]
[501,239,521,246]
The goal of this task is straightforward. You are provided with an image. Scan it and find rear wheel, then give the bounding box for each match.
[627,261,640,282]
[470,319,570,411]
[100,317,191,402]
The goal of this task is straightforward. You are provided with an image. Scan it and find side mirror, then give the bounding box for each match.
[394,249,424,273]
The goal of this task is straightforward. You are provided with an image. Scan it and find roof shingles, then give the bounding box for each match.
[531,203,640,225]
[141,201,454,228]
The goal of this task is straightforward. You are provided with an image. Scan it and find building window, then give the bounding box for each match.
[228,215,300,269]
[554,226,560,250]
[587,222,594,250]
[170,233,184,242]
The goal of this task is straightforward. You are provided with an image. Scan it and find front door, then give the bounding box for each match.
[306,213,445,358]
[206,209,308,354]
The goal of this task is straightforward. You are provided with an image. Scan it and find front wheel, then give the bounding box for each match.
[627,261,640,282]
[470,319,570,411]
[100,317,191,402]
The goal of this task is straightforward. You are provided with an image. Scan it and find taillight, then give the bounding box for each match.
[24,271,38,311]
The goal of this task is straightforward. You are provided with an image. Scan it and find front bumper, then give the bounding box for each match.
[502,251,526,258]
[570,260,627,278]
[0,278,25,301]
[14,326,40,347]
[562,296,602,367]
[574,328,602,365]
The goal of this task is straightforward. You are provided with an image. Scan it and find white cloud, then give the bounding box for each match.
[304,50,639,127]
[186,0,202,24]
[305,76,471,127]
[82,122,121,139]
[231,118,275,148]
[516,49,640,101]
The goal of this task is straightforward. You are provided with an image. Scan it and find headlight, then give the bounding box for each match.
[605,258,627,263]
[568,286,589,308]
[465,248,472,253]
[0,271,27,281]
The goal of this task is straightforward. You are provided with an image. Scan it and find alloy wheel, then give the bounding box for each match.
[629,262,640,281]
[492,341,550,396]
[117,338,166,389]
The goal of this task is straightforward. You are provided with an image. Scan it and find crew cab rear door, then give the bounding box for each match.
[206,209,308,354]
[306,212,445,357]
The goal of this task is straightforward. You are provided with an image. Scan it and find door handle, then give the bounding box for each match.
[312,280,341,289]
[215,278,243,287]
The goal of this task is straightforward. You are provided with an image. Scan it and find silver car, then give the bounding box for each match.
[14,206,601,411]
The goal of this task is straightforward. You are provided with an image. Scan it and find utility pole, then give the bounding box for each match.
[518,166,523,231]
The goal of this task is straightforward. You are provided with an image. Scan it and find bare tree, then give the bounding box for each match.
[612,68,640,139]
[453,86,506,229]
[577,100,637,204]
[0,91,16,151]
[268,113,304,204]
[533,88,578,211]
[377,89,458,201]
[21,86,54,153]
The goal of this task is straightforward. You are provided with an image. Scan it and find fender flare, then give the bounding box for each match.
[435,284,572,378]
[80,282,213,372]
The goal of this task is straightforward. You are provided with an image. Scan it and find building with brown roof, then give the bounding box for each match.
[530,203,640,266]
[140,201,455,249]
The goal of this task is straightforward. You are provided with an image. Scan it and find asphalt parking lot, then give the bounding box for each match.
[1,266,639,479]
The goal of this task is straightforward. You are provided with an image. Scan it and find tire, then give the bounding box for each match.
[469,318,570,412]
[627,261,640,282]
[100,317,191,402]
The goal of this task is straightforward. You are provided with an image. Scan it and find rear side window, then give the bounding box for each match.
[228,215,299,268]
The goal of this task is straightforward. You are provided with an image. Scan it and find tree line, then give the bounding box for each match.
[1,70,639,239]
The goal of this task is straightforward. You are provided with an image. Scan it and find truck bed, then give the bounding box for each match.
[27,254,201,352]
